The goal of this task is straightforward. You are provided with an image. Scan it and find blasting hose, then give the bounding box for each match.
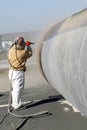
[0,86,50,129]
[0,67,50,128]
[0,89,63,130]
[8,91,49,118]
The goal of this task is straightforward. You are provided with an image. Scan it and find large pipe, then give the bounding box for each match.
[37,8,87,117]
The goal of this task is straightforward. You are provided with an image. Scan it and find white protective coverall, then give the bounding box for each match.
[9,69,25,109]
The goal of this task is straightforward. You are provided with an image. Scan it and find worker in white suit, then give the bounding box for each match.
[8,37,32,110]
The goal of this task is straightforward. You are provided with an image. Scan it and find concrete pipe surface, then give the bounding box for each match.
[37,8,87,117]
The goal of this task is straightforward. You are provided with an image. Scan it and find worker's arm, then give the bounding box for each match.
[25,46,32,58]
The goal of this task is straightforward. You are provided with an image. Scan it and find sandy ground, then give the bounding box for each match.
[0,87,87,130]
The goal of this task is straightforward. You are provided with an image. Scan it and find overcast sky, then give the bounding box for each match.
[0,0,87,34]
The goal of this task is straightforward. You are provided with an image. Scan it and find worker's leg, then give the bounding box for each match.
[9,70,25,109]
[11,90,23,109]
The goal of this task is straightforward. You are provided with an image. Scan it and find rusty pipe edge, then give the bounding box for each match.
[36,8,87,117]
[36,22,59,82]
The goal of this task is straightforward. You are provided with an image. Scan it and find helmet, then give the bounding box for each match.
[15,36,25,49]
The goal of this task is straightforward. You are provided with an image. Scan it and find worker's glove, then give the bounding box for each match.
[26,41,30,46]
[25,41,31,51]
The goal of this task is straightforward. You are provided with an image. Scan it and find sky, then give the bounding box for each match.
[0,0,87,34]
